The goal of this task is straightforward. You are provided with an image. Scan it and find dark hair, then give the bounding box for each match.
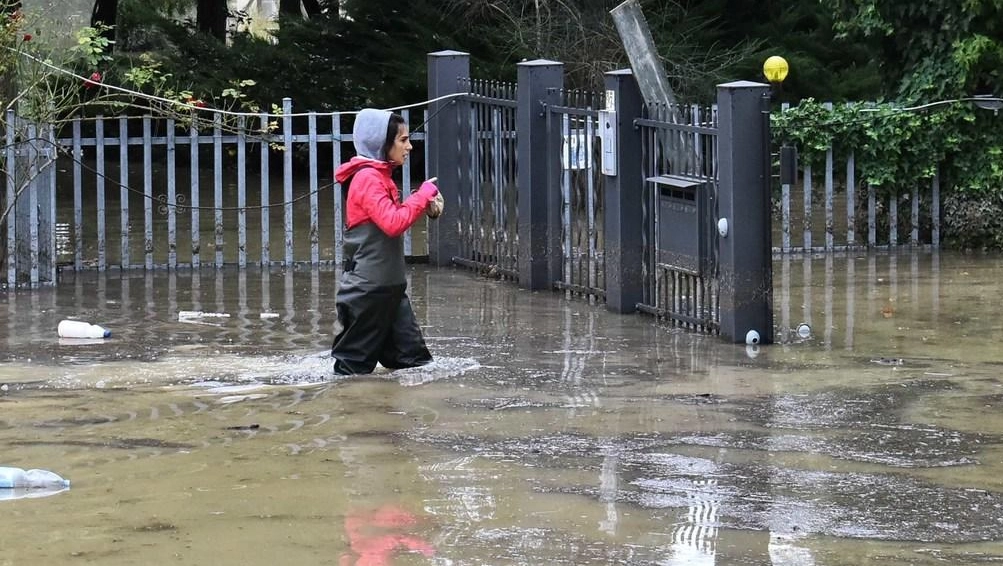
[380,114,406,161]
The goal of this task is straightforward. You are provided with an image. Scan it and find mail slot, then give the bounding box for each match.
[648,174,711,276]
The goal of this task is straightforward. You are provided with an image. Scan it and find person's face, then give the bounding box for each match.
[387,123,412,166]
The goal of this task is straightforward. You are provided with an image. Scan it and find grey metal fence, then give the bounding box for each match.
[3,99,433,286]
[452,79,519,279]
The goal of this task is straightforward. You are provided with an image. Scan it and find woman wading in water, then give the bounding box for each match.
[331,109,443,375]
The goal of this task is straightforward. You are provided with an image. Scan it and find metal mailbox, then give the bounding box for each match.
[648,174,711,276]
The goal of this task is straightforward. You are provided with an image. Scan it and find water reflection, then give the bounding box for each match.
[2,250,971,366]
[598,446,620,536]
[771,251,988,360]
[2,252,1003,564]
[664,477,719,566]
[341,504,436,565]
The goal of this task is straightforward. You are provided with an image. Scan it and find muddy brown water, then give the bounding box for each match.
[2,251,1003,565]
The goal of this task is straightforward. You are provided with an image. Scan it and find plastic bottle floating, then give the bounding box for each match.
[0,467,71,502]
[57,320,110,339]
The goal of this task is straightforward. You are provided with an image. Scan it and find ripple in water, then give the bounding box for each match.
[392,357,481,387]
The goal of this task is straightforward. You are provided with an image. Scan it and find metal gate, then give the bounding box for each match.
[635,103,721,333]
[451,79,519,280]
[547,90,606,301]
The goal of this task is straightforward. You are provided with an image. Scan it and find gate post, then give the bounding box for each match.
[516,59,563,290]
[716,81,773,344]
[602,69,644,314]
[427,50,470,267]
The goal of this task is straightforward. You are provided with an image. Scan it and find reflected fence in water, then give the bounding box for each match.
[0,251,946,362]
[1,250,996,565]
[2,267,343,357]
[775,251,941,349]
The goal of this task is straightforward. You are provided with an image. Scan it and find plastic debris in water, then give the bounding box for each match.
[178,311,231,320]
[0,467,70,502]
[57,320,110,339]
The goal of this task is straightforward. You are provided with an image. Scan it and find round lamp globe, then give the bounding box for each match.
[763,56,789,84]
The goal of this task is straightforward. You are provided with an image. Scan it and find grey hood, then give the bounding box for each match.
[352,108,392,160]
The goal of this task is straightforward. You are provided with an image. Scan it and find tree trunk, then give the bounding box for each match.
[0,2,17,270]
[278,0,333,19]
[197,0,227,40]
[90,0,118,49]
[279,0,300,16]
[302,0,323,17]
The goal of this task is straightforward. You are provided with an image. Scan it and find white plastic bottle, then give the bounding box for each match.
[0,466,70,489]
[57,320,111,339]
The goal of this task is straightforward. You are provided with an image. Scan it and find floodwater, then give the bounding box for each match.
[2,251,1003,565]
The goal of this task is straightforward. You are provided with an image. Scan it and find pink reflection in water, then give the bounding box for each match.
[340,505,436,566]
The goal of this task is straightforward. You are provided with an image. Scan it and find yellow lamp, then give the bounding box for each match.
[763,56,789,84]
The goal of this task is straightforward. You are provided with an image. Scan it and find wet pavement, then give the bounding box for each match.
[2,250,1003,565]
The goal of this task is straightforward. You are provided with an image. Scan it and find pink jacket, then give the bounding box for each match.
[334,157,436,238]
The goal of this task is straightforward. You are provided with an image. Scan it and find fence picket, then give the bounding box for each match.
[464,102,475,262]
[492,106,503,273]
[260,112,270,267]
[846,152,855,245]
[561,112,572,298]
[27,123,38,284]
[119,116,130,268]
[47,121,56,283]
[932,172,941,247]
[889,192,898,246]
[72,118,83,271]
[190,118,201,268]
[308,112,319,265]
[143,117,153,270]
[283,98,293,265]
[237,116,247,268]
[911,185,919,245]
[96,117,107,270]
[867,183,876,247]
[214,114,224,267]
[586,112,597,297]
[333,115,342,269]
[166,119,177,269]
[825,146,834,250]
[802,162,812,250]
[6,111,14,285]
[401,109,412,257]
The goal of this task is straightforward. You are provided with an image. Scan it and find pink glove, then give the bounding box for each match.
[417,179,438,199]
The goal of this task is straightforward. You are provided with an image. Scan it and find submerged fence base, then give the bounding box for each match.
[4,119,58,288]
